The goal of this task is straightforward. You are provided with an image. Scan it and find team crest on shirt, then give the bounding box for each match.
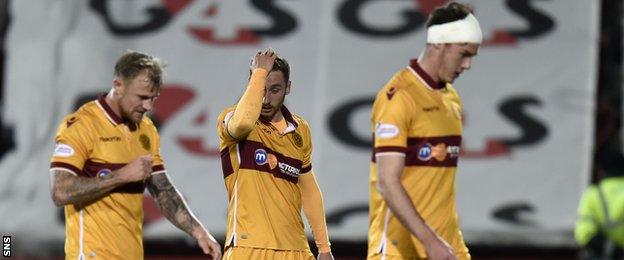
[139,134,151,151]
[292,132,303,147]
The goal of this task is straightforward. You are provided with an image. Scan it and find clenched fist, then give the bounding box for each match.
[116,155,153,183]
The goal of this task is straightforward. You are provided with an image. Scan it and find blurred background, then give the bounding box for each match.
[0,0,619,259]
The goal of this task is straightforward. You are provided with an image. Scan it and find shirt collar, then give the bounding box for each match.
[95,94,124,125]
[259,105,298,133]
[408,59,446,90]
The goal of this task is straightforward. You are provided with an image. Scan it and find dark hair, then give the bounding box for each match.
[426,2,474,28]
[248,55,291,83]
[114,51,165,87]
[272,56,290,83]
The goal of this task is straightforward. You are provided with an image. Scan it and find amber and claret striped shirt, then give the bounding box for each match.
[50,95,165,260]
[217,104,316,251]
[368,60,469,258]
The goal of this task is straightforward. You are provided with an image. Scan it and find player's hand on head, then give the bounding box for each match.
[117,155,153,183]
[251,47,277,72]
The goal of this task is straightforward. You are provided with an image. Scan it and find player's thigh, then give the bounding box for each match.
[224,246,314,260]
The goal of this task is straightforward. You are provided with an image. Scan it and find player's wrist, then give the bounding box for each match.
[191,226,211,240]
[247,69,269,92]
[317,244,331,253]
[107,169,128,185]
[251,68,269,77]
[418,230,441,247]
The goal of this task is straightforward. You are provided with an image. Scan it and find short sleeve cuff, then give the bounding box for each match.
[374,146,406,156]
[152,164,166,175]
[50,162,81,176]
[301,164,312,174]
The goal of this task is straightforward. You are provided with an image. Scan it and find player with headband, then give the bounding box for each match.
[368,2,481,260]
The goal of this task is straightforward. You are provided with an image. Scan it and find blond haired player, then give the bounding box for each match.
[368,2,482,260]
[50,51,221,260]
[217,49,334,260]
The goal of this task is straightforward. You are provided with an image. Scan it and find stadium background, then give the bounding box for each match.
[0,0,620,259]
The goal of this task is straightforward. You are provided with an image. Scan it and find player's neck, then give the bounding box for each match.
[270,110,284,123]
[418,52,441,84]
[270,112,287,133]
[105,90,123,119]
[260,108,284,123]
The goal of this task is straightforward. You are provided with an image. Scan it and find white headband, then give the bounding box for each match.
[427,13,482,44]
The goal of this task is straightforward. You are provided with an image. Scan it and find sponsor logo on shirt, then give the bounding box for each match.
[422,106,440,112]
[447,145,460,158]
[418,143,433,161]
[386,87,397,100]
[261,127,272,134]
[375,123,399,139]
[254,148,300,177]
[278,162,300,177]
[267,154,278,170]
[255,149,268,165]
[97,169,112,177]
[99,136,122,142]
[53,143,75,157]
[66,116,78,128]
[418,143,461,161]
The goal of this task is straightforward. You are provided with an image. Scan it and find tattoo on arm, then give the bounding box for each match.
[147,173,201,236]
[51,170,119,207]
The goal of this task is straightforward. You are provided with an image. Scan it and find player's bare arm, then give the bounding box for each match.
[146,173,222,259]
[50,155,152,207]
[376,155,456,260]
[146,173,199,234]
[51,170,120,207]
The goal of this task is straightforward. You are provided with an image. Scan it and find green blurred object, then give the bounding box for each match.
[575,152,624,260]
